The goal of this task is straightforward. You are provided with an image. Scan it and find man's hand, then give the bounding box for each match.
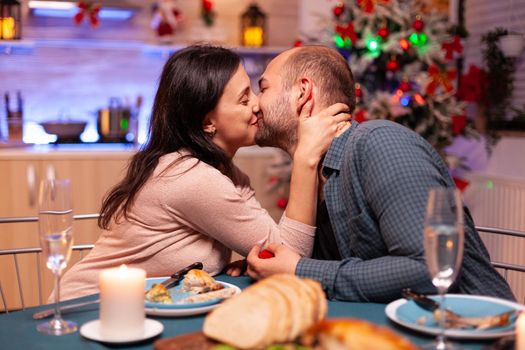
[246,243,301,280]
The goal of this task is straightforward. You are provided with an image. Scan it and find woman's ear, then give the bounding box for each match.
[203,116,217,137]
[295,77,314,114]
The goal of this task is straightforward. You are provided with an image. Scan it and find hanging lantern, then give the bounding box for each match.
[0,0,21,40]
[240,2,266,47]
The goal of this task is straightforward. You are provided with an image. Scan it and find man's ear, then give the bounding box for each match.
[295,77,313,114]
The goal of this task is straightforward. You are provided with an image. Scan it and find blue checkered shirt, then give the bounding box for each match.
[296,120,515,303]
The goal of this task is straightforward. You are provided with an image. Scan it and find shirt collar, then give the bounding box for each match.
[322,121,358,173]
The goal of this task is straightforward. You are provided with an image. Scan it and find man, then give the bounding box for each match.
[248,45,515,303]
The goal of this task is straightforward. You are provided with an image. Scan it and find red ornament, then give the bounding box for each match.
[258,249,275,259]
[293,39,303,47]
[202,0,213,12]
[398,80,411,92]
[412,16,424,32]
[354,109,367,123]
[357,0,391,14]
[399,38,410,51]
[74,1,101,28]
[442,35,463,61]
[276,198,288,209]
[386,57,399,71]
[332,2,345,17]
[335,23,358,46]
[452,115,467,136]
[377,27,389,40]
[453,176,470,192]
[355,83,363,98]
[426,65,456,96]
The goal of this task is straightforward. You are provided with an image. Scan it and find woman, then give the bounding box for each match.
[59,45,350,300]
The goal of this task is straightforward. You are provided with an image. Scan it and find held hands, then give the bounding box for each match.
[295,100,351,164]
[246,243,301,280]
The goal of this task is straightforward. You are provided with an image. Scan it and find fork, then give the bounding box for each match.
[402,289,518,329]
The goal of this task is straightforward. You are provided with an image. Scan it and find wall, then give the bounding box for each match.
[0,0,298,144]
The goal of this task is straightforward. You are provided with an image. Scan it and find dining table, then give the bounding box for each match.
[0,275,507,349]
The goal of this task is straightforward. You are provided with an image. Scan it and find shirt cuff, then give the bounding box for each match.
[296,257,340,299]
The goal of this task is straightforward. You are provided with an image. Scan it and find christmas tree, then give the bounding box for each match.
[267,0,477,208]
[326,0,472,151]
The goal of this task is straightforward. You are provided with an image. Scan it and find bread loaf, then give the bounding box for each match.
[203,274,327,349]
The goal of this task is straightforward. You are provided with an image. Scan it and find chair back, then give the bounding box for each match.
[476,225,525,303]
[0,214,98,313]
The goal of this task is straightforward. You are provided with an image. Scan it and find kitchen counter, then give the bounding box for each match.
[0,144,279,159]
[0,143,138,160]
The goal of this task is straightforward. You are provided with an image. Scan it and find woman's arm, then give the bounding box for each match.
[286,100,351,226]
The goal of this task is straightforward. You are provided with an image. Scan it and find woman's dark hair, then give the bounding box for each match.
[99,45,241,229]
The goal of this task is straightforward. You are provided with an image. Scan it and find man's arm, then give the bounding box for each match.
[247,125,454,302]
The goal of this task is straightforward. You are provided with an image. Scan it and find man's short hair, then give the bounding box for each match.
[282,46,356,113]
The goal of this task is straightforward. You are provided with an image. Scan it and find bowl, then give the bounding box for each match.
[40,121,87,139]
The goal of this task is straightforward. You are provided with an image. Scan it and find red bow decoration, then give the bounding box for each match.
[456,64,486,102]
[426,65,456,95]
[74,1,101,28]
[442,35,463,60]
[335,23,358,45]
[356,0,391,14]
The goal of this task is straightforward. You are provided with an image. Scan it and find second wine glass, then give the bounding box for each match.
[37,179,77,335]
[423,187,465,350]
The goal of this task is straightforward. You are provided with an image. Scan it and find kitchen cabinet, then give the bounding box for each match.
[0,146,133,311]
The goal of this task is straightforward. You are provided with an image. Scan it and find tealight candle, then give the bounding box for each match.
[99,265,146,341]
[517,312,525,350]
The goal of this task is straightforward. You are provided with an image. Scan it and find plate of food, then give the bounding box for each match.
[385,294,524,339]
[145,269,241,317]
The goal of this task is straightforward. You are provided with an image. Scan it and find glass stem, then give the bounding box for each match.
[437,290,446,349]
[53,271,62,321]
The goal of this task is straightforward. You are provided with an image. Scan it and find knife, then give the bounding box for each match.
[32,262,204,320]
[159,261,203,289]
[402,288,440,312]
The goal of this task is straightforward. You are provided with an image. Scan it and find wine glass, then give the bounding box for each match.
[36,179,77,335]
[423,187,465,350]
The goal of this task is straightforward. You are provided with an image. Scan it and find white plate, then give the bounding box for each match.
[385,294,525,340]
[144,279,241,317]
[80,318,163,343]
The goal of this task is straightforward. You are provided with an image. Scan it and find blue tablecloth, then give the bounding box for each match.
[0,275,498,349]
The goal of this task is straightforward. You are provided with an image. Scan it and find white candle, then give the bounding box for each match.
[517,312,525,350]
[99,265,146,341]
